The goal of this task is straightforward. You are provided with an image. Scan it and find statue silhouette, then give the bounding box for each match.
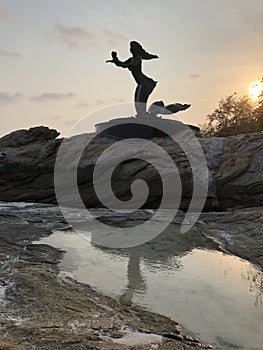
[107,41,191,117]
[107,41,158,117]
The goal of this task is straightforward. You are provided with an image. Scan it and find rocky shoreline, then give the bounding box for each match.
[0,203,213,350]
[0,126,263,349]
[0,202,262,349]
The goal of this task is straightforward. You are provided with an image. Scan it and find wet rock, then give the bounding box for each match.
[0,339,26,349]
[1,201,263,349]
[199,207,263,269]
[0,203,211,349]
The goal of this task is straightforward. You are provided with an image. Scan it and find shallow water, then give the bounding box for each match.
[37,226,263,350]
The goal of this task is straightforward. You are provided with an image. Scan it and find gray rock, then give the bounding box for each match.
[0,126,263,210]
[200,207,263,269]
[213,132,263,209]
[0,126,60,147]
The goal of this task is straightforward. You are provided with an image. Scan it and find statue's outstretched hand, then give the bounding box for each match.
[111,51,117,59]
[106,51,118,63]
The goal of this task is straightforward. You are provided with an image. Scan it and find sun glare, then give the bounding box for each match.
[249,80,263,100]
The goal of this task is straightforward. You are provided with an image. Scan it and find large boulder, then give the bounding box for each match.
[0,126,263,210]
[0,126,60,147]
[213,132,263,209]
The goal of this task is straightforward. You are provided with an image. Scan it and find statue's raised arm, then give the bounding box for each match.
[107,51,133,68]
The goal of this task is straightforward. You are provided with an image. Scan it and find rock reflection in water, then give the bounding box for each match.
[241,264,263,307]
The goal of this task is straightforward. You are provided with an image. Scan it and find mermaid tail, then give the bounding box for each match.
[148,101,191,116]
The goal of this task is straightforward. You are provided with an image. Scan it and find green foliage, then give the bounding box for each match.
[202,78,263,137]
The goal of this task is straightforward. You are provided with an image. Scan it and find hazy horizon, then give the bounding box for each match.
[1,0,263,137]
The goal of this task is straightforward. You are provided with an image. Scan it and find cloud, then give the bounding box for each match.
[31,92,76,102]
[0,92,22,104]
[96,99,105,105]
[189,74,203,80]
[75,102,89,108]
[54,24,97,49]
[0,2,12,20]
[50,115,60,120]
[95,98,125,106]
[102,29,128,46]
[64,119,77,125]
[53,24,128,50]
[112,97,125,103]
[0,50,22,59]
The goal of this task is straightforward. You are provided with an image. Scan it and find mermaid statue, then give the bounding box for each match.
[107,41,190,117]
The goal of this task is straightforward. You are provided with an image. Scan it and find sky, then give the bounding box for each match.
[0,0,263,137]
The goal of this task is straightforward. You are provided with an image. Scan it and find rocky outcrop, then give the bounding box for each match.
[200,207,263,269]
[0,127,61,204]
[0,126,60,148]
[0,126,263,210]
[213,133,263,208]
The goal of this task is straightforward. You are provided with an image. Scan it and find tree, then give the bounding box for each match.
[255,78,263,130]
[202,77,263,137]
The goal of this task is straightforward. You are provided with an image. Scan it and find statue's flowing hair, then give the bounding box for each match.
[130,41,156,60]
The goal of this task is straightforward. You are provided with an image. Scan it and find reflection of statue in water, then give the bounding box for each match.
[84,216,219,306]
[107,41,191,117]
[119,250,146,306]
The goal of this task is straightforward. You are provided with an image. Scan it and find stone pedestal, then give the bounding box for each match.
[95,117,200,139]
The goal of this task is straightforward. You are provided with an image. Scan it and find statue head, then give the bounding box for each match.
[130,41,155,60]
[130,41,143,55]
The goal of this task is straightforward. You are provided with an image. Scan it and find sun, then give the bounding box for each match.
[249,80,263,100]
